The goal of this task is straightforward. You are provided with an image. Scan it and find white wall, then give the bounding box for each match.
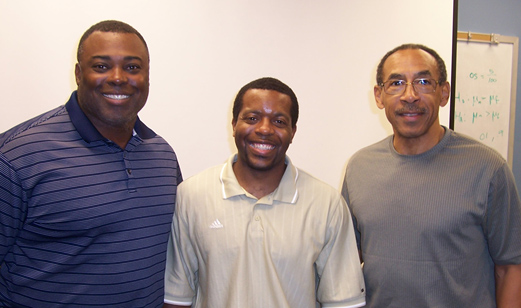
[0,0,453,188]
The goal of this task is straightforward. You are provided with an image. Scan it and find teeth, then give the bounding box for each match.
[252,143,275,150]
[104,94,129,100]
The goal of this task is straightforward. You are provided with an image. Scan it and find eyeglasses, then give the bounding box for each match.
[379,78,439,95]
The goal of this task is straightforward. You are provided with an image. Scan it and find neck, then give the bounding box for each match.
[393,125,445,155]
[106,131,133,149]
[90,118,136,149]
[94,124,134,149]
[232,162,286,199]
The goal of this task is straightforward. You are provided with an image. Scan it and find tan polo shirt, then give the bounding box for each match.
[165,154,365,308]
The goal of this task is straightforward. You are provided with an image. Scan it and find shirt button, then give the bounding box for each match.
[127,169,132,175]
[255,216,260,221]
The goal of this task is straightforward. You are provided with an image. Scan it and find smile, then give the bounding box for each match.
[251,143,275,151]
[103,93,130,100]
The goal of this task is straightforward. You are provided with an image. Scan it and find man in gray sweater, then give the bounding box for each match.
[342,43,521,308]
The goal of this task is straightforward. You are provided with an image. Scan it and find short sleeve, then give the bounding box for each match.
[0,153,26,261]
[315,194,366,307]
[484,163,521,264]
[164,186,198,305]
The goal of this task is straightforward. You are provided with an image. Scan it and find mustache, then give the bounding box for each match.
[395,106,427,114]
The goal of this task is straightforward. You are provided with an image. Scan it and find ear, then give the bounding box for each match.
[75,63,81,85]
[290,125,297,143]
[374,85,385,109]
[439,81,451,107]
[232,118,237,137]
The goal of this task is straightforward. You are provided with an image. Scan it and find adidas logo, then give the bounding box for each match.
[209,219,224,229]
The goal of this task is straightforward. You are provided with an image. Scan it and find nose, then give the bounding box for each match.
[255,117,274,135]
[108,67,127,85]
[400,82,420,102]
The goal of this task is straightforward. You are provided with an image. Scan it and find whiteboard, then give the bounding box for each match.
[454,33,519,167]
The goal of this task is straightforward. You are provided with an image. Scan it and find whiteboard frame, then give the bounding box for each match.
[454,31,519,167]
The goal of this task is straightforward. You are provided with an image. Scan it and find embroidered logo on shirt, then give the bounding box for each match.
[209,219,224,229]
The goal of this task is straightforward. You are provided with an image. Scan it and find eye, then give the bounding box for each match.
[126,64,141,72]
[273,119,288,127]
[242,115,258,124]
[92,63,109,71]
[415,78,432,85]
[388,79,405,87]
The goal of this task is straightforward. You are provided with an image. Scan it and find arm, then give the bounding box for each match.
[495,263,521,308]
[0,154,25,261]
[315,195,365,307]
[341,169,363,264]
[485,165,521,307]
[164,190,197,307]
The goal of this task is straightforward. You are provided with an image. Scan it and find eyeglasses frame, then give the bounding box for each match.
[378,78,441,95]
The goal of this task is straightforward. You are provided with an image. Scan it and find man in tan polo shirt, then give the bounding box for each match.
[164,77,365,308]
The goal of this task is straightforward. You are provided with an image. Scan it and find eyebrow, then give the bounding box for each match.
[387,70,433,80]
[241,109,291,119]
[414,70,433,78]
[90,55,144,62]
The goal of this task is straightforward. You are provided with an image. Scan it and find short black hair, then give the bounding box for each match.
[77,20,149,63]
[376,43,447,85]
[232,77,299,127]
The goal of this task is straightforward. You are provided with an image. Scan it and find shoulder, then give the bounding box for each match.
[175,164,225,215]
[349,136,391,161]
[447,133,518,190]
[445,130,506,167]
[0,106,68,150]
[141,133,180,157]
[179,164,224,189]
[345,136,392,174]
[294,169,350,227]
[297,168,335,189]
[296,168,345,203]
